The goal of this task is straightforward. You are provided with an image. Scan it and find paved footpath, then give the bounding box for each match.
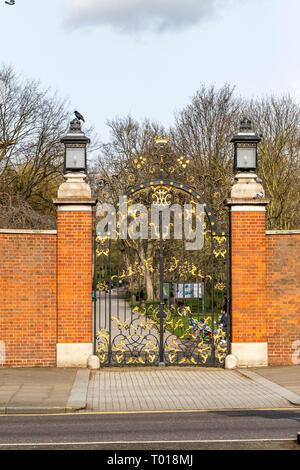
[85,368,300,412]
[0,368,89,414]
[252,365,300,396]
[0,365,299,414]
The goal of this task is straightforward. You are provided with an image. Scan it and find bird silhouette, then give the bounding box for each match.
[5,1,15,5]
[74,110,85,122]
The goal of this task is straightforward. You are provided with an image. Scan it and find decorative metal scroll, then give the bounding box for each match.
[93,177,230,368]
[93,136,230,369]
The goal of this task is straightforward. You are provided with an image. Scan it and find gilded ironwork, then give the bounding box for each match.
[96,311,160,366]
[93,139,230,368]
[149,187,174,208]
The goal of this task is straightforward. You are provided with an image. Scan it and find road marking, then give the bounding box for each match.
[0,438,296,447]
[0,407,298,417]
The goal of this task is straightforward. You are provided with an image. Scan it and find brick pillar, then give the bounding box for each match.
[227,173,269,367]
[54,173,96,367]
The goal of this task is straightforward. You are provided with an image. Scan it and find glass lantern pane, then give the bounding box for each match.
[237,147,256,169]
[66,147,85,169]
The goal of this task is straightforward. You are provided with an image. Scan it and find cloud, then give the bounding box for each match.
[65,0,240,34]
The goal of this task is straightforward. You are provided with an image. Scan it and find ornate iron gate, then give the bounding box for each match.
[93,141,230,367]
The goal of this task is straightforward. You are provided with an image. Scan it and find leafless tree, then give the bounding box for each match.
[245,94,300,229]
[0,65,97,228]
[0,66,68,211]
[92,86,300,301]
[171,83,242,207]
[0,193,56,229]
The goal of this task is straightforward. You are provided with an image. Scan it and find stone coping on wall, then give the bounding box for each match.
[266,230,300,235]
[53,198,97,205]
[1,229,298,236]
[0,229,57,235]
[226,198,270,206]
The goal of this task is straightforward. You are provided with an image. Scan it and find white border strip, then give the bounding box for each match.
[0,229,57,235]
[57,205,92,212]
[266,230,300,235]
[0,438,296,447]
[231,206,265,212]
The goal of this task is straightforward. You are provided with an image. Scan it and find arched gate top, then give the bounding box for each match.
[115,178,225,236]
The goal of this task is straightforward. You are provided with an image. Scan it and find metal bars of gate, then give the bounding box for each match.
[93,202,230,367]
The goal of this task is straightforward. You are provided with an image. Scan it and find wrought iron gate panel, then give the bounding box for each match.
[93,178,230,368]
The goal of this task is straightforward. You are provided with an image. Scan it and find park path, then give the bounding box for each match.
[93,289,188,364]
[93,289,226,367]
[93,289,163,364]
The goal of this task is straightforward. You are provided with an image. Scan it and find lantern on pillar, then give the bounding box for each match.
[61,118,90,173]
[231,118,261,173]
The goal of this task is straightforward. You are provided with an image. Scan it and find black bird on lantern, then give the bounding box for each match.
[74,110,85,123]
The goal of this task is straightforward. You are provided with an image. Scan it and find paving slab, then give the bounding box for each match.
[85,368,294,412]
[0,368,78,413]
[251,365,300,397]
[238,369,300,406]
[67,369,90,411]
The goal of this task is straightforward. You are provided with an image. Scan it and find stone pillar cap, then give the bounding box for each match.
[229,172,268,201]
[53,172,97,205]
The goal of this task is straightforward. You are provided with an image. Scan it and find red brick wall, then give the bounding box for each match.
[0,231,57,367]
[266,233,300,364]
[230,210,268,343]
[57,211,92,344]
[1,214,297,367]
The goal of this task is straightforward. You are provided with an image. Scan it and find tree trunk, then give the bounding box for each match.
[139,241,154,301]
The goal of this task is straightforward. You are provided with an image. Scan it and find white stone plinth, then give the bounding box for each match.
[57,343,93,368]
[231,343,268,368]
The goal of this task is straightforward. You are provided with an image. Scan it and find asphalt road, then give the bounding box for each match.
[0,410,299,450]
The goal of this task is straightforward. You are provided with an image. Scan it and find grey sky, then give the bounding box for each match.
[0,0,299,142]
[66,0,241,33]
